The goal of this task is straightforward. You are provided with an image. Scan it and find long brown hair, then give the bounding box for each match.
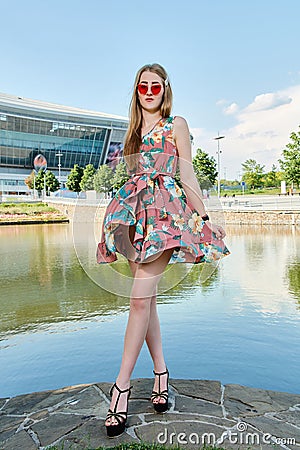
[123,63,173,167]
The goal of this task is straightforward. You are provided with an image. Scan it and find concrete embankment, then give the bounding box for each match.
[1,378,299,449]
[46,200,300,225]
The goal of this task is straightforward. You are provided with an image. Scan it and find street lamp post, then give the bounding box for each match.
[55,152,63,193]
[44,171,46,199]
[214,132,225,198]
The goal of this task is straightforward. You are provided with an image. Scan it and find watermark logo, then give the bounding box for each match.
[157,422,296,446]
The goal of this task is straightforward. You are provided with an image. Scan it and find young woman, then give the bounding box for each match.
[97,63,230,437]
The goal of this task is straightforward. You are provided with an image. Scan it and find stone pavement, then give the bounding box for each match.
[1,378,300,450]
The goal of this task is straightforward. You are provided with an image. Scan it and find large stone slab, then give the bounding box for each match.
[59,417,138,449]
[55,385,106,417]
[0,415,25,436]
[126,413,144,428]
[273,408,300,427]
[175,395,223,417]
[2,384,90,415]
[127,398,154,416]
[246,415,300,447]
[143,411,236,428]
[224,383,300,418]
[1,430,37,450]
[170,379,222,404]
[30,412,87,447]
[129,377,155,399]
[2,391,51,416]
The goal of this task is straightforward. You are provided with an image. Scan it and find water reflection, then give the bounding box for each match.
[1,224,300,337]
[1,223,300,397]
[0,224,220,337]
[223,224,300,314]
[286,260,300,304]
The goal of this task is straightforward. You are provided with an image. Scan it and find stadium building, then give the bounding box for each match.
[0,93,128,195]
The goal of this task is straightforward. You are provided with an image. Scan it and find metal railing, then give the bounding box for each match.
[217,195,300,211]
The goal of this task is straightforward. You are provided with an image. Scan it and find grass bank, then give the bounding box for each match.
[0,202,69,224]
[220,187,299,196]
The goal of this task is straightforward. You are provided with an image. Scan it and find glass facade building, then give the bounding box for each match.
[0,93,128,195]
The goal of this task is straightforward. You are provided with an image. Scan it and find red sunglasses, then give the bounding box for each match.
[137,83,163,96]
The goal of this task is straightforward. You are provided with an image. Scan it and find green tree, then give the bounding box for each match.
[241,159,265,189]
[275,170,285,186]
[192,148,218,190]
[279,126,300,188]
[66,164,84,193]
[34,169,47,194]
[94,164,114,198]
[112,162,130,190]
[45,171,60,193]
[80,164,96,191]
[263,164,278,188]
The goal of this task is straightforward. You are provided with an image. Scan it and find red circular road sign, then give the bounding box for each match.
[33,154,47,172]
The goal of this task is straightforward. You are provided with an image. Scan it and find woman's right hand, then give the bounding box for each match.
[205,221,226,240]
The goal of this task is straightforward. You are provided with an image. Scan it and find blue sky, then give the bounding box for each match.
[2,0,300,179]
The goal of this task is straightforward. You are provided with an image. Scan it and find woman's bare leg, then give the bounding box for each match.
[127,226,168,404]
[105,248,173,426]
[128,261,168,406]
[145,288,168,405]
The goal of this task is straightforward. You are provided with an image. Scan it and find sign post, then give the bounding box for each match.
[33,154,47,199]
[241,181,245,195]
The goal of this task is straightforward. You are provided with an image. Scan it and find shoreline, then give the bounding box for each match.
[0,211,299,226]
[0,203,299,226]
[0,217,69,225]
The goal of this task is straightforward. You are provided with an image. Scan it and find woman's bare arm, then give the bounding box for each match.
[173,116,207,217]
[173,116,226,240]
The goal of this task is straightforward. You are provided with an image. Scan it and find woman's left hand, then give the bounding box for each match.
[205,221,226,240]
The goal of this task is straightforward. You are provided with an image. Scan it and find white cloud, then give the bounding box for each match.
[191,84,300,180]
[215,99,239,115]
[244,92,292,112]
[224,102,239,115]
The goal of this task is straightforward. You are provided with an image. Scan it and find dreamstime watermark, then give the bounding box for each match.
[157,422,296,446]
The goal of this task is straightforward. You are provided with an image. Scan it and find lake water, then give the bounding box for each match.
[0,222,299,398]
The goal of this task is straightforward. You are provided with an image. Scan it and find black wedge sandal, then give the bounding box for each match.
[150,367,169,413]
[105,382,133,438]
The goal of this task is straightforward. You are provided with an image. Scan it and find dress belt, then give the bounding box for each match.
[128,170,174,220]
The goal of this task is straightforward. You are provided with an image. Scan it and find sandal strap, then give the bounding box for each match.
[152,367,169,396]
[106,410,127,420]
[108,382,133,416]
[153,368,169,376]
[151,392,168,400]
[109,382,133,397]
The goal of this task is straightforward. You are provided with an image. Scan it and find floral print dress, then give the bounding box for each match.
[97,116,230,264]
